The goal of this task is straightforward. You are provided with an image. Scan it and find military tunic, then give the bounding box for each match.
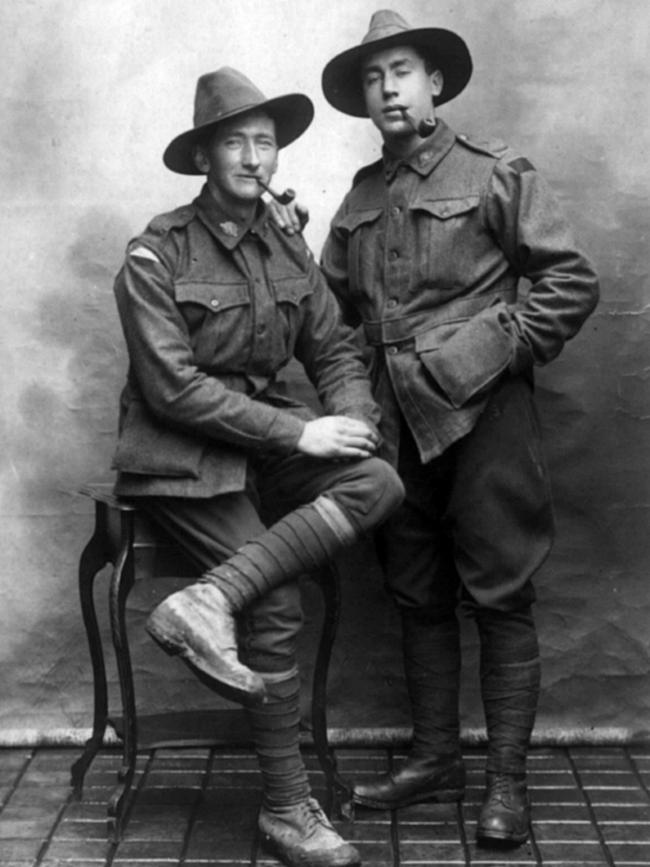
[113,184,381,497]
[321,119,599,611]
[321,118,599,467]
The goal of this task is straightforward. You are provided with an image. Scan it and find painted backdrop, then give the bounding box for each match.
[1,0,648,743]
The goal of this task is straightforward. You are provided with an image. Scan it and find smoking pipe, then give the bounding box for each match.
[256,178,296,205]
[401,109,436,138]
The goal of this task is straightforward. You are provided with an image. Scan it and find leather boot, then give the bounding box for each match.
[259,798,361,867]
[353,751,465,809]
[353,612,464,809]
[146,495,358,702]
[477,773,530,846]
[474,607,540,847]
[146,581,266,703]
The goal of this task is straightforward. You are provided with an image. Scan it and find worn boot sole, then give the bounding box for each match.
[353,785,464,810]
[146,611,267,706]
[260,832,361,867]
[476,826,529,848]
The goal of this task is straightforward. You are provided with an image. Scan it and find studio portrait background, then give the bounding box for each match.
[1,0,648,744]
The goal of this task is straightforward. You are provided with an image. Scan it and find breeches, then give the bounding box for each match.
[140,452,402,672]
[379,375,554,615]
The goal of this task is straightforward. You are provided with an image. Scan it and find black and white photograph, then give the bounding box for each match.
[0,1,648,865]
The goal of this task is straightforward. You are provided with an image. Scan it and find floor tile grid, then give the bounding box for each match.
[577,748,650,867]
[2,747,650,866]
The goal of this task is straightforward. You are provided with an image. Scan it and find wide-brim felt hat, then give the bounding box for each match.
[322,9,472,117]
[163,66,314,175]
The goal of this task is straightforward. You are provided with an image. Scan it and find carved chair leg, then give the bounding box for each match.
[71,501,111,796]
[107,511,137,843]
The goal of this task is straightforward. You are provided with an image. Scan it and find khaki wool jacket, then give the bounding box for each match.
[321,119,600,466]
[112,185,381,498]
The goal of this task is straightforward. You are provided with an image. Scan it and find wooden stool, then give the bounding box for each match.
[70,483,351,842]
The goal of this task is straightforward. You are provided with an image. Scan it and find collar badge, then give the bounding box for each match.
[219,221,240,237]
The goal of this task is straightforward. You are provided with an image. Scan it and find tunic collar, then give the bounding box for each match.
[383,118,456,182]
[194,184,270,251]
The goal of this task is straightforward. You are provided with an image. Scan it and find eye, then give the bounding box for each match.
[363,72,381,87]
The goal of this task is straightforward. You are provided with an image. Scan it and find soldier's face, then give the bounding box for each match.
[361,45,442,141]
[195,111,278,211]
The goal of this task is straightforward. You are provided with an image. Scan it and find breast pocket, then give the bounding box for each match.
[175,280,250,366]
[410,195,480,291]
[271,276,313,353]
[335,208,384,299]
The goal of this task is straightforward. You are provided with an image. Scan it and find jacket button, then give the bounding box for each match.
[387,346,398,355]
[386,298,398,308]
[210,299,220,308]
[390,206,401,217]
[389,250,399,261]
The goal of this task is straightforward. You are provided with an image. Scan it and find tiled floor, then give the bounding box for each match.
[1,745,649,866]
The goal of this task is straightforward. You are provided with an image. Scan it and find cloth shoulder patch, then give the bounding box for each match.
[353,158,383,188]
[507,156,535,174]
[129,245,161,264]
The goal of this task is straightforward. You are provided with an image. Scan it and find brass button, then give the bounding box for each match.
[210,299,220,308]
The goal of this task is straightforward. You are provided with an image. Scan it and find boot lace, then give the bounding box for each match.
[487,773,513,806]
[298,797,335,840]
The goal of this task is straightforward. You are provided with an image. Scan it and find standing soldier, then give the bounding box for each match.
[319,10,599,847]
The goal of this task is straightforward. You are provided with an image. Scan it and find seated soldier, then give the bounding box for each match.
[111,66,404,867]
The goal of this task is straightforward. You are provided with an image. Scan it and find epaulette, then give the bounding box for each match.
[352,158,383,188]
[455,132,510,159]
[456,133,536,174]
[147,203,196,236]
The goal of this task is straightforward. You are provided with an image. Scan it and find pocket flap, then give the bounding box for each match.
[112,400,203,478]
[272,276,313,306]
[411,196,479,220]
[336,208,383,233]
[175,280,249,312]
[415,322,463,353]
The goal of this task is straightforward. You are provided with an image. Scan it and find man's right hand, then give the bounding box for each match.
[266,198,310,236]
[297,416,379,460]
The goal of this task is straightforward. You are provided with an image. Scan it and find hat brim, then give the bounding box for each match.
[163,93,314,175]
[322,28,472,117]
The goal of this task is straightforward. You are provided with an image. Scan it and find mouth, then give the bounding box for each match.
[383,105,407,116]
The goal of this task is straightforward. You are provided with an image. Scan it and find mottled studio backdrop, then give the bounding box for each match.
[1,0,648,742]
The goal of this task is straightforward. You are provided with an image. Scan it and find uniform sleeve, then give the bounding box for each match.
[320,201,364,329]
[484,155,600,371]
[293,253,381,431]
[115,243,305,454]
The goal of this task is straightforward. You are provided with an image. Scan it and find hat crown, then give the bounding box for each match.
[362,9,411,45]
[193,67,267,129]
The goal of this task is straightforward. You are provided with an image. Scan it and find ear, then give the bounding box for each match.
[192,144,210,174]
[430,69,444,99]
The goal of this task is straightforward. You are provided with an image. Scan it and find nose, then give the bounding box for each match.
[242,140,260,168]
[382,71,399,98]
